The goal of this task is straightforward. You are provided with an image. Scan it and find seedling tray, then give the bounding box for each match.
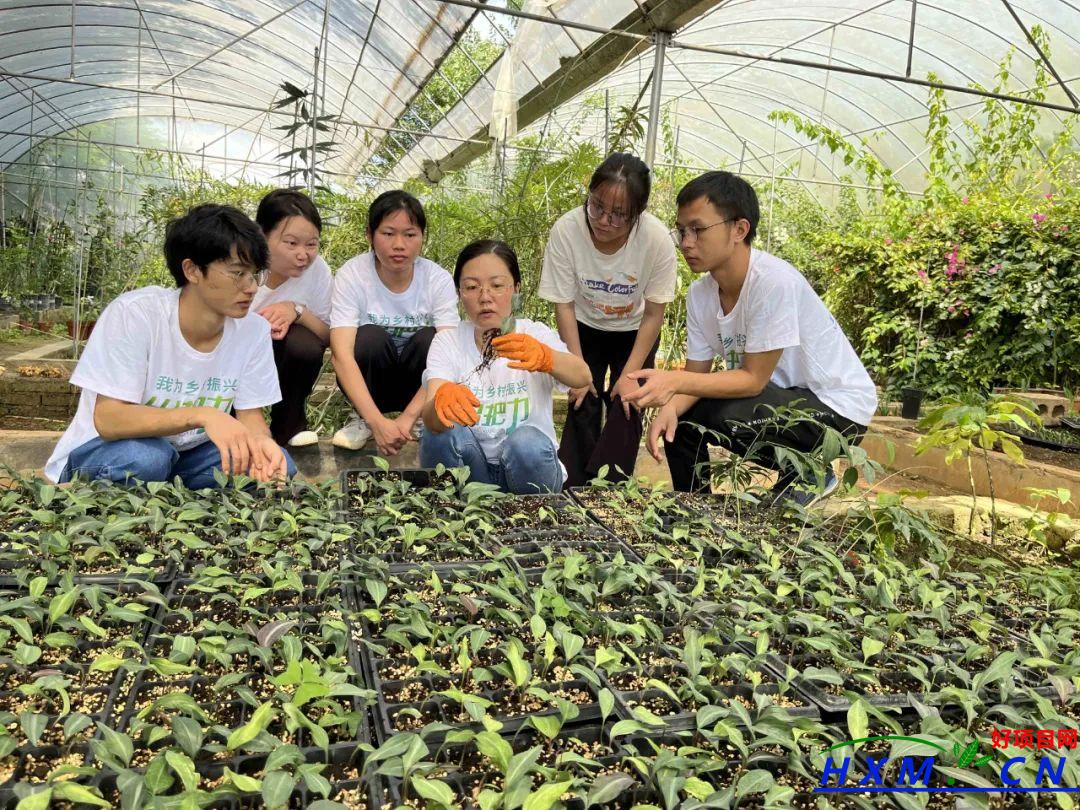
[601,658,820,732]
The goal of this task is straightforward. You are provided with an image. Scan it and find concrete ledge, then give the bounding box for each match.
[862,416,1080,517]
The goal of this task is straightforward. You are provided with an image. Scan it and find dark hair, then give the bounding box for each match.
[676,171,759,245]
[454,239,521,287]
[255,189,322,234]
[163,204,268,287]
[586,152,651,228]
[367,189,426,234]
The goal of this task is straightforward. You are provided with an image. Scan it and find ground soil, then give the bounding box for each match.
[0,332,63,363]
[1017,441,1080,473]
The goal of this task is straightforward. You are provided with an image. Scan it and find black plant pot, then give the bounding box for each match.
[900,387,925,420]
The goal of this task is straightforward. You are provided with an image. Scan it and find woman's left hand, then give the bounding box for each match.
[259,301,296,340]
[491,333,553,373]
[610,373,639,419]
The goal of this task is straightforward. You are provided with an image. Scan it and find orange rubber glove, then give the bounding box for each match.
[434,382,481,427]
[491,333,554,373]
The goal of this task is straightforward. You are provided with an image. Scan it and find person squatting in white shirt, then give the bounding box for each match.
[329,190,459,457]
[46,204,294,487]
[420,240,591,493]
[622,171,877,504]
[251,189,332,449]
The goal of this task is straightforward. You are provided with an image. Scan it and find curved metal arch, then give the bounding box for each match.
[601,45,935,168]
[0,36,423,143]
[689,0,1080,59]
[668,15,1013,117]
[0,0,463,132]
[0,49,432,169]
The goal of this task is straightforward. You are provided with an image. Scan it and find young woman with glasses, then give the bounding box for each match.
[538,153,678,486]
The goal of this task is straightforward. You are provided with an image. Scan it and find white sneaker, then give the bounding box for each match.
[287,430,319,448]
[332,415,372,450]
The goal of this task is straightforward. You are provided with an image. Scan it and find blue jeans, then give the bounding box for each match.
[420,424,564,494]
[59,436,297,490]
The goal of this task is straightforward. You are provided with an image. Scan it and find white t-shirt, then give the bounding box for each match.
[330,252,459,351]
[251,255,332,324]
[45,287,281,482]
[685,249,877,426]
[424,320,568,471]
[539,209,677,331]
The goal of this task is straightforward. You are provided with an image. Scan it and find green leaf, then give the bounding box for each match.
[47,587,80,624]
[505,748,541,793]
[559,632,584,662]
[683,776,714,800]
[973,651,1018,694]
[15,788,52,810]
[411,776,456,807]
[861,637,885,661]
[505,637,532,688]
[144,753,174,794]
[20,712,46,746]
[171,716,204,758]
[14,643,40,665]
[599,688,614,723]
[528,714,561,740]
[165,750,197,792]
[587,773,635,807]
[227,701,276,750]
[224,767,262,793]
[847,700,868,745]
[609,719,648,737]
[530,614,546,639]
[735,769,775,799]
[262,770,298,809]
[28,576,47,598]
[474,731,513,774]
[523,780,573,810]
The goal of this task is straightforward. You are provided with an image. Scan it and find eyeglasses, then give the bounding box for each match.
[216,266,269,289]
[669,218,737,247]
[585,196,630,229]
[460,279,514,297]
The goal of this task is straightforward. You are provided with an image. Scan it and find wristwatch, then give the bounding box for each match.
[293,303,305,322]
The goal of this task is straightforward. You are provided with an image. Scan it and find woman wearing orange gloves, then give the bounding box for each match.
[420,240,591,493]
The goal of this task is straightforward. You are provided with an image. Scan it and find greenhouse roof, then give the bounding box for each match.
[0,0,1077,190]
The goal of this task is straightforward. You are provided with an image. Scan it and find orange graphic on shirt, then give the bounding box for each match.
[595,302,636,317]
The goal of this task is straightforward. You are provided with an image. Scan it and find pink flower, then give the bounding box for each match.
[964,309,971,316]
[966,331,973,339]
[1032,212,1047,224]
[1061,225,1070,233]
[988,264,1000,274]
[948,305,956,313]
[962,196,970,204]
[1045,193,1054,201]
[916,270,928,281]
[884,237,893,246]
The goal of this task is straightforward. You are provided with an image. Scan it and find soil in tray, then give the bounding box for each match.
[482,495,592,531]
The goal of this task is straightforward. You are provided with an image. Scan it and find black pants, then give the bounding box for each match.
[340,324,436,414]
[664,382,866,492]
[269,324,327,445]
[559,321,658,488]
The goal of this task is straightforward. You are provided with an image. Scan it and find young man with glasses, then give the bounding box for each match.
[622,172,876,504]
[46,204,296,488]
